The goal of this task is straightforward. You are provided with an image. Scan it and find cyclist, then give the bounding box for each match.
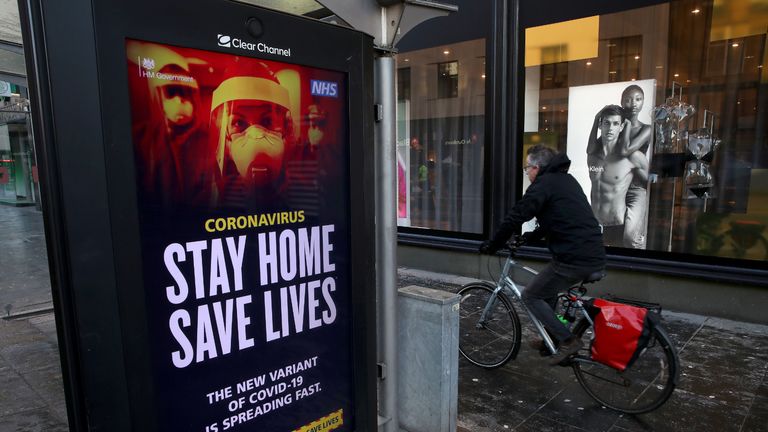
[480,145,606,365]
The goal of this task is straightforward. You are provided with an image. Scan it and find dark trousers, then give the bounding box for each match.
[522,261,603,342]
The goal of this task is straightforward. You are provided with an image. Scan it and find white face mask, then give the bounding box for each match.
[162,96,195,126]
[308,126,324,147]
[228,124,285,187]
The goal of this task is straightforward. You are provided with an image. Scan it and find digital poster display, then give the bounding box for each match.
[125,38,353,431]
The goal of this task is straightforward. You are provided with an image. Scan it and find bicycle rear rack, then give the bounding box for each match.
[602,295,662,314]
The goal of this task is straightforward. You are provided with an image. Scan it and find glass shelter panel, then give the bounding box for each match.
[396,39,486,233]
[0,103,37,206]
[522,0,768,262]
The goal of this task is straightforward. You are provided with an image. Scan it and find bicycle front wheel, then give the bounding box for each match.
[458,282,521,369]
[572,319,679,414]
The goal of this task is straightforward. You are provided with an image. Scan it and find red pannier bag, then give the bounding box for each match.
[589,299,655,371]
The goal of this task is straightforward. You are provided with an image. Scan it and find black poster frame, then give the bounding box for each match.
[19,0,376,430]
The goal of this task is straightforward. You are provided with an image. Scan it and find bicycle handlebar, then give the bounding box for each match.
[503,235,526,253]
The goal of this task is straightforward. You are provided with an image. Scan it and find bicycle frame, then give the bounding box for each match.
[463,250,679,414]
[479,254,595,356]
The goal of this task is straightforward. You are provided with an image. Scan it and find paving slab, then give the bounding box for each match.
[0,367,46,417]
[0,315,67,429]
[0,408,69,432]
[0,206,51,314]
[0,340,61,374]
[741,395,768,432]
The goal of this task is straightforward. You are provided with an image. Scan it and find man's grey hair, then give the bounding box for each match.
[527,144,556,169]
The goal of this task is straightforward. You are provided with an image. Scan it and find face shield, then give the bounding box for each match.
[306,104,326,147]
[126,40,201,134]
[160,84,198,127]
[210,74,292,191]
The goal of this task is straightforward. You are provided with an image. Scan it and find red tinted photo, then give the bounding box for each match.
[125,39,346,215]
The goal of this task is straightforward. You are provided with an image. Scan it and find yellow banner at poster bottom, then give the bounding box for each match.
[293,409,343,432]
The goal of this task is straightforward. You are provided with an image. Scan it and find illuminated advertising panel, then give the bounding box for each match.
[126,39,353,431]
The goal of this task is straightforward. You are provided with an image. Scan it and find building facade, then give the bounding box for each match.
[5,0,767,319]
[0,0,37,206]
[395,0,768,322]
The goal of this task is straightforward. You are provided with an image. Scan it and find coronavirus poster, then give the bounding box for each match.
[125,39,352,431]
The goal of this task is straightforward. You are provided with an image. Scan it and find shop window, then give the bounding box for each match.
[522,0,768,263]
[395,38,487,234]
[397,67,411,101]
[0,117,36,205]
[540,61,568,89]
[437,61,459,99]
[393,0,491,235]
[607,35,642,82]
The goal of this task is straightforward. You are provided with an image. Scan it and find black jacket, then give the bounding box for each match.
[490,153,605,268]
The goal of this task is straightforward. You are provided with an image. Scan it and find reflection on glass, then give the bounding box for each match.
[522,0,768,262]
[0,116,37,206]
[687,127,720,160]
[653,97,695,152]
[726,221,768,260]
[685,160,714,198]
[395,38,486,234]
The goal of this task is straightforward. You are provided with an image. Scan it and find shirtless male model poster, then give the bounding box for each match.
[566,79,655,249]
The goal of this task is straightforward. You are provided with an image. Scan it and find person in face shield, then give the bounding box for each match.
[210,61,293,211]
[305,104,327,155]
[284,104,327,215]
[130,42,213,208]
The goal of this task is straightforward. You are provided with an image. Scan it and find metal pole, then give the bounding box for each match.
[374,53,398,432]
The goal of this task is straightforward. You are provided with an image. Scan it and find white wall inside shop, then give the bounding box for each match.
[524,65,540,132]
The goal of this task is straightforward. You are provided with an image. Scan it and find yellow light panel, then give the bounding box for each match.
[525,16,599,67]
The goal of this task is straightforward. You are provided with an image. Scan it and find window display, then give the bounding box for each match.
[395,39,487,234]
[523,0,768,262]
[394,0,492,235]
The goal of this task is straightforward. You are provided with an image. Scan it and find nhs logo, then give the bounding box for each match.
[310,80,338,97]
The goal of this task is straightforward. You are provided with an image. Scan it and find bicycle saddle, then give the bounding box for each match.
[583,271,605,284]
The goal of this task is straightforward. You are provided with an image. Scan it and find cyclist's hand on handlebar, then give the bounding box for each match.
[519,231,536,244]
[506,234,525,247]
[506,234,530,250]
[479,240,499,255]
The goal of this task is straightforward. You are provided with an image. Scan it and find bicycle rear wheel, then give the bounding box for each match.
[572,319,679,414]
[458,282,521,369]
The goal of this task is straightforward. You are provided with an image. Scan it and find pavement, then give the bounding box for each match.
[1,205,767,431]
[399,269,768,432]
[0,205,52,317]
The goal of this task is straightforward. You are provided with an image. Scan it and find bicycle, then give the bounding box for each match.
[458,238,680,414]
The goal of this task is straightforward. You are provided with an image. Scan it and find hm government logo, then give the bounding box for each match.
[217,34,232,47]
[136,56,195,85]
[215,33,291,57]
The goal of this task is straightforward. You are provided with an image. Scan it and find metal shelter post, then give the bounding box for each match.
[316,1,456,430]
